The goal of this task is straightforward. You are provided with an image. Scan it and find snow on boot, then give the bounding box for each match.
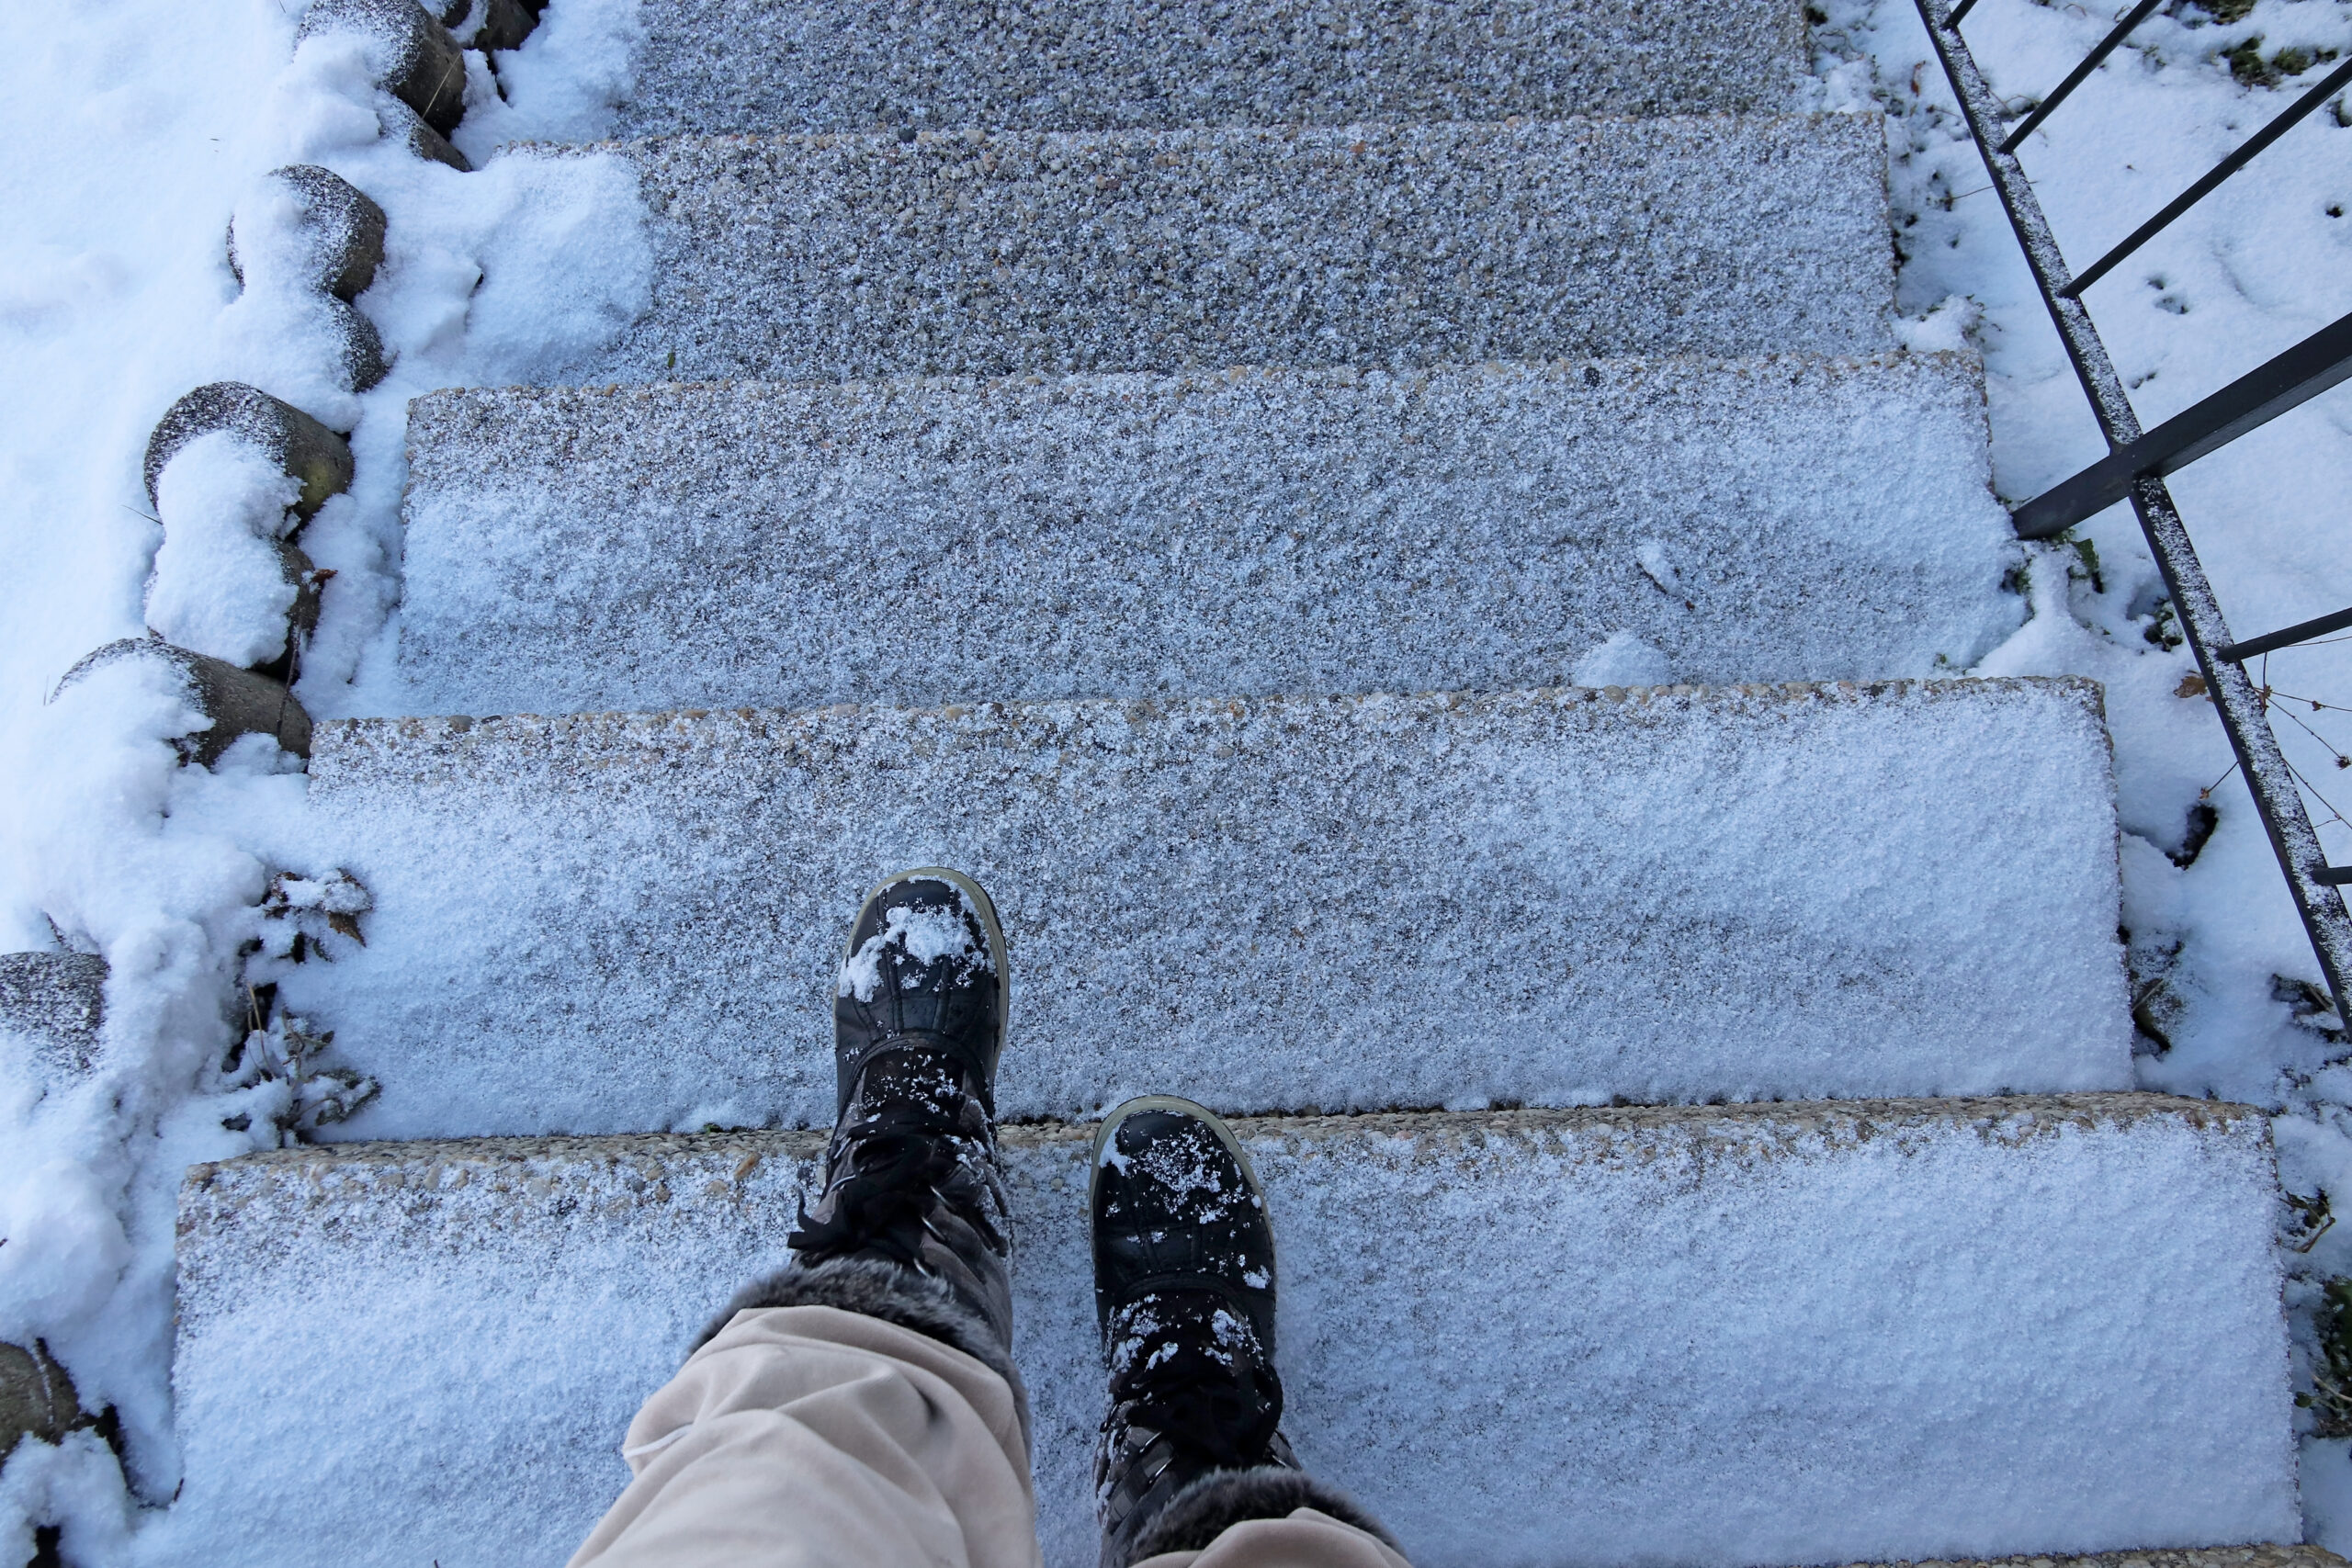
[1091,1096,1399,1568]
[695,869,1023,1422]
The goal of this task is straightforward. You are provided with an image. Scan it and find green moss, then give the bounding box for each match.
[2300,1276,2352,1438]
[2222,36,2277,85]
[2193,0,2258,25]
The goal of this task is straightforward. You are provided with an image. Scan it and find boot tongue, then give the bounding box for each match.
[851,1046,980,1122]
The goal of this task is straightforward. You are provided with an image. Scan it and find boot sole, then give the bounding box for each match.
[845,864,1011,1067]
[1089,1094,1276,1278]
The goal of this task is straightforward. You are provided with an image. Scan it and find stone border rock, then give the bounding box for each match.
[0,1340,94,1464]
[51,639,312,767]
[97,0,548,716]
[0,951,106,1079]
[228,165,392,392]
[142,381,354,523]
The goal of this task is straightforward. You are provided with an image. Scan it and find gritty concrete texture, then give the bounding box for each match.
[0,952,105,1078]
[1839,1551,2346,1568]
[396,355,2016,716]
[579,115,1893,383]
[156,1098,2296,1568]
[283,679,2132,1136]
[615,0,1806,136]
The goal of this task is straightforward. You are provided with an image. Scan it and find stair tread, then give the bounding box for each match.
[283,678,2131,1138]
[396,354,2016,716]
[156,1097,2296,1567]
[564,115,1894,384]
[616,0,1805,135]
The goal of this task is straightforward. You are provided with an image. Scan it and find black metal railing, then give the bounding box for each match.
[1915,0,2352,1021]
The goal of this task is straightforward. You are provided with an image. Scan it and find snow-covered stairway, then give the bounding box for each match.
[154,1102,2296,1565]
[155,0,2305,1561]
[396,355,2018,714]
[279,680,2132,1136]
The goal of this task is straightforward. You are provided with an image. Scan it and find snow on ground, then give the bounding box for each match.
[1809,0,2352,1537]
[0,1,642,1555]
[1,0,2350,1555]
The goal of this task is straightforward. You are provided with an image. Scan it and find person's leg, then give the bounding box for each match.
[571,868,1039,1568]
[1089,1098,1411,1568]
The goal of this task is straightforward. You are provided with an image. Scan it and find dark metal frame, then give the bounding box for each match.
[1914,0,2352,1021]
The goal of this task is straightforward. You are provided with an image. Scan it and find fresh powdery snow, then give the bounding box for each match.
[284,680,2132,1134]
[0,0,649,1556]
[143,434,304,670]
[153,1102,2294,1568]
[1,0,2350,1559]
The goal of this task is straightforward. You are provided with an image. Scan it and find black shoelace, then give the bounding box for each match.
[1103,1290,1287,1475]
[787,1098,1006,1267]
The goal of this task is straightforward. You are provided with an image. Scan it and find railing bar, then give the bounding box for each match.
[2323,867,2352,888]
[2217,605,2352,663]
[1915,0,2352,1025]
[1997,0,2165,153]
[1944,0,1983,28]
[2010,309,2352,537]
[1915,0,2129,434]
[2060,52,2352,298]
[2127,475,2352,1016]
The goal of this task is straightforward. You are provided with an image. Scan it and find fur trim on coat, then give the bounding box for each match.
[1116,1464,1402,1568]
[692,1257,1030,1446]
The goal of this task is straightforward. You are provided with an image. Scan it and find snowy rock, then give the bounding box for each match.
[49,641,311,768]
[381,93,472,170]
[323,296,390,392]
[227,165,387,303]
[297,0,469,137]
[394,355,2018,715]
[141,383,351,524]
[585,115,1895,383]
[458,0,542,53]
[146,433,306,670]
[285,679,2132,1135]
[0,1339,87,1461]
[614,0,1804,135]
[0,953,105,1080]
[156,1097,2295,1568]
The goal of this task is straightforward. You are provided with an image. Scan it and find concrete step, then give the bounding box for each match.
[395,354,2017,716]
[153,1097,2296,1568]
[571,115,1893,384]
[282,679,2131,1138]
[614,0,1804,137]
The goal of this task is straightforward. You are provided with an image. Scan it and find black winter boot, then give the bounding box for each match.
[1091,1097,1400,1568]
[695,869,1022,1415]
